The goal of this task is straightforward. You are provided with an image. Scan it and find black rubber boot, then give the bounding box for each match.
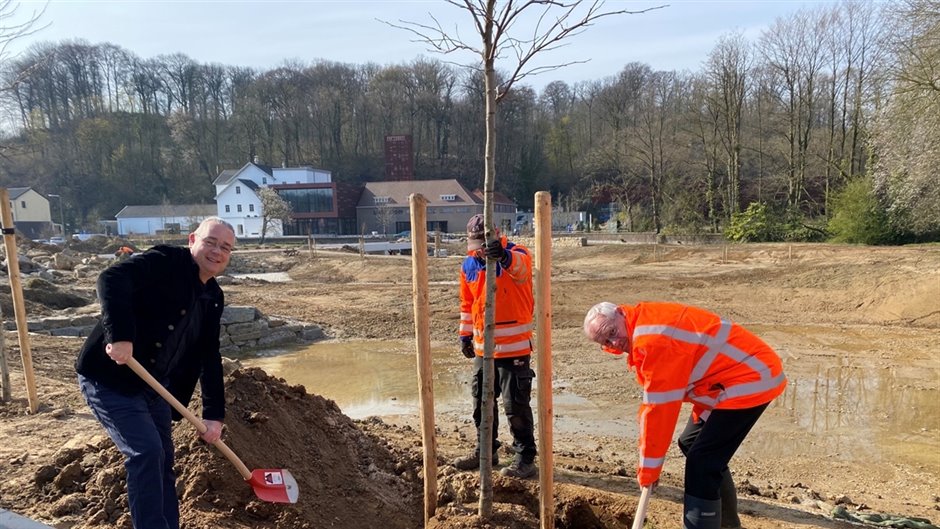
[720,471,741,528]
[684,494,722,529]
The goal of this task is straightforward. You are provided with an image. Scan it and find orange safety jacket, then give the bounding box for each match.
[459,239,533,358]
[617,302,787,487]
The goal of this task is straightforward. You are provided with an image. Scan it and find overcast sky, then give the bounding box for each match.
[8,0,836,92]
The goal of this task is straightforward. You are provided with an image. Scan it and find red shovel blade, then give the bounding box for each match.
[247,469,299,504]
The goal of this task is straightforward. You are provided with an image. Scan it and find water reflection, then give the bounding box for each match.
[243,341,466,419]
[244,338,939,470]
[761,356,939,469]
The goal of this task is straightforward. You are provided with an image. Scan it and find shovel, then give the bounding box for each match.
[632,486,651,529]
[126,356,299,504]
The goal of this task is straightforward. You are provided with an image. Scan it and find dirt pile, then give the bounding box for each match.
[428,472,640,529]
[16,368,424,529]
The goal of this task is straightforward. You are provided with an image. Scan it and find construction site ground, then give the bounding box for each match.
[0,239,937,529]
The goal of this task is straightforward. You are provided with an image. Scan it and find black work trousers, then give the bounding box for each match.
[470,355,537,464]
[677,403,769,500]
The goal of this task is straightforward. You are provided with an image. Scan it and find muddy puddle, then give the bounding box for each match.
[244,329,939,471]
[242,340,468,418]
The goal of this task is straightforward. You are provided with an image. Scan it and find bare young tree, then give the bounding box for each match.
[704,32,750,218]
[375,203,395,235]
[758,6,828,211]
[386,0,661,518]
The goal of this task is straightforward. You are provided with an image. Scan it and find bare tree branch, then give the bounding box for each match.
[0,0,48,65]
[382,0,666,99]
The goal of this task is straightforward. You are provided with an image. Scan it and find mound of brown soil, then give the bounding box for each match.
[19,368,424,529]
[429,471,640,529]
[22,278,93,310]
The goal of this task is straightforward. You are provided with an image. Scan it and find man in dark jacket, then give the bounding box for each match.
[76,217,236,529]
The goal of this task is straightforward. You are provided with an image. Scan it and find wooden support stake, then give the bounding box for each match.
[409,194,437,525]
[0,303,9,402]
[0,188,39,413]
[534,191,554,529]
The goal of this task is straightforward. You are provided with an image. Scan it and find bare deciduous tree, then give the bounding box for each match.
[386,0,660,518]
[0,0,46,153]
[704,32,750,217]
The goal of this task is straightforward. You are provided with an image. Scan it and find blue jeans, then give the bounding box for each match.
[79,374,179,529]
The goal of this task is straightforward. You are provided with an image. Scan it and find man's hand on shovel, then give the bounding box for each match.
[105,342,133,365]
[201,420,223,444]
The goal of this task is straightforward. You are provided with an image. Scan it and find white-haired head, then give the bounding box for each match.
[583,302,629,353]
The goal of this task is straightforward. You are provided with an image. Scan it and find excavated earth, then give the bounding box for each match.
[0,238,938,529]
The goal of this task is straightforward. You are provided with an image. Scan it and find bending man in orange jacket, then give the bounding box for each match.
[454,214,537,479]
[583,301,787,529]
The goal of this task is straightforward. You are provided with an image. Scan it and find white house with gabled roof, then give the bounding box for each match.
[212,158,333,237]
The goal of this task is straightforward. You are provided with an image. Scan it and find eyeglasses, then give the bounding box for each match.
[603,327,616,347]
[198,235,234,255]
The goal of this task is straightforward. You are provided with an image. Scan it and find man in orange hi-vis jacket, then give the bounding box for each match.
[454,214,537,479]
[583,301,787,529]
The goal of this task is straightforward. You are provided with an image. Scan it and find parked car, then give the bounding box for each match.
[49,236,65,245]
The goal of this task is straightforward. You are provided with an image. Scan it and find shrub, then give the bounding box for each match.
[828,177,893,244]
[725,202,781,242]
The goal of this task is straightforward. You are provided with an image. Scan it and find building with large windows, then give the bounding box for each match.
[212,159,358,237]
[356,180,516,236]
[210,161,516,239]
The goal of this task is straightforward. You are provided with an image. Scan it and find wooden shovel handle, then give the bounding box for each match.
[125,357,251,480]
[632,486,652,529]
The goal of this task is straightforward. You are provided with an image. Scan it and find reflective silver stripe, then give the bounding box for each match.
[690,394,719,407]
[473,339,531,353]
[699,409,712,421]
[722,373,787,400]
[473,323,534,338]
[633,324,710,345]
[643,388,685,404]
[494,323,533,336]
[689,320,732,383]
[459,324,473,333]
[460,312,472,320]
[690,372,786,408]
[721,343,774,378]
[641,456,664,469]
[635,318,782,409]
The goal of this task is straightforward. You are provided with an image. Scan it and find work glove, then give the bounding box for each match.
[460,337,475,358]
[484,238,507,263]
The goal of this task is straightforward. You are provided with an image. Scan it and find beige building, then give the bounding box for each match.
[7,187,55,239]
[356,179,517,236]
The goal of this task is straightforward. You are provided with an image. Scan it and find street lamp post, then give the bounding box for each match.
[47,194,65,236]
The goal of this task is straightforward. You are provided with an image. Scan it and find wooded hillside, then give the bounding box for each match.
[1,0,937,242]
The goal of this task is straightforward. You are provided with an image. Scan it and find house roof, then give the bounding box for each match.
[7,187,32,199]
[471,188,515,205]
[212,169,238,186]
[237,179,259,191]
[211,161,273,186]
[358,179,482,207]
[115,204,218,219]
